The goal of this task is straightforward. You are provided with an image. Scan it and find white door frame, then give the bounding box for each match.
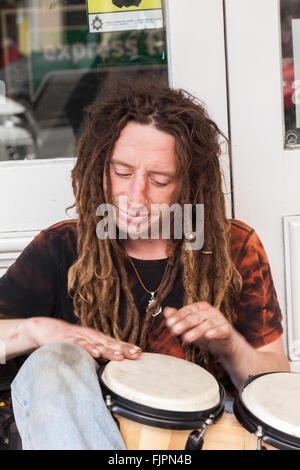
[165,0,232,214]
[225,0,300,368]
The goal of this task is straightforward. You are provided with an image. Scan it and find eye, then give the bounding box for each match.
[150,178,169,187]
[114,169,132,178]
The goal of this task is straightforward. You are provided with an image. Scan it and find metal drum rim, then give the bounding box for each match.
[100,377,225,430]
[233,371,300,450]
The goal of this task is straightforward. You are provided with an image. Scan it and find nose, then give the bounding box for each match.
[128,173,148,208]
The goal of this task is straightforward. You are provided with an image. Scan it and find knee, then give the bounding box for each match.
[12,343,97,393]
[30,342,96,368]
[28,342,95,368]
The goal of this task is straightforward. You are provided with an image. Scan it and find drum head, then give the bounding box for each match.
[234,372,300,449]
[100,352,224,430]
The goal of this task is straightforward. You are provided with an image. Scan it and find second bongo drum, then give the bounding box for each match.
[234,372,300,450]
[100,352,224,450]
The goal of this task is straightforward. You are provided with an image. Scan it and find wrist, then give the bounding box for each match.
[219,328,249,362]
[22,317,43,350]
[217,330,257,388]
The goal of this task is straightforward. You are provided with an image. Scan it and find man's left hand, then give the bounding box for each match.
[164,301,238,359]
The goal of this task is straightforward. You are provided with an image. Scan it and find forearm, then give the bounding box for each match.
[0,318,38,361]
[219,331,290,389]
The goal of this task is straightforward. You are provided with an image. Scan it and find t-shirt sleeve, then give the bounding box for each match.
[232,230,283,348]
[0,231,57,319]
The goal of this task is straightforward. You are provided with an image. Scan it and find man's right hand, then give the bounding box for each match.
[25,316,141,361]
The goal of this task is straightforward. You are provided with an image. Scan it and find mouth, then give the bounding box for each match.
[117,206,150,223]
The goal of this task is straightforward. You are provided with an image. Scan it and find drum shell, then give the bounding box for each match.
[100,378,225,450]
[233,373,300,450]
[114,411,277,450]
[200,412,276,450]
[113,413,195,450]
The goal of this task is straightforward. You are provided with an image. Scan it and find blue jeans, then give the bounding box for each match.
[11,342,126,450]
[11,342,234,450]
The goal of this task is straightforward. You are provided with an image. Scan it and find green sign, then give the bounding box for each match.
[29,28,167,97]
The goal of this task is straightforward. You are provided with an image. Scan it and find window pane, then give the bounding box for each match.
[0,0,168,161]
[280,0,300,147]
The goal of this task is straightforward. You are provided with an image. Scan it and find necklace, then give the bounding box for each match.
[128,256,169,317]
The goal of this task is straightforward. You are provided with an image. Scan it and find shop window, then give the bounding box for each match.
[0,0,168,160]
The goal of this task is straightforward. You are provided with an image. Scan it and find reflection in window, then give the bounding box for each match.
[280,0,300,147]
[0,0,168,161]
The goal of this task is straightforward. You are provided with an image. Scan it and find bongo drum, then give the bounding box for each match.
[100,352,224,450]
[233,372,300,450]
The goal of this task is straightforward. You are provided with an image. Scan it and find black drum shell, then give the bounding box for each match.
[100,377,225,431]
[233,372,300,450]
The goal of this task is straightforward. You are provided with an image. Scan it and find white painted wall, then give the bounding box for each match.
[0,159,75,233]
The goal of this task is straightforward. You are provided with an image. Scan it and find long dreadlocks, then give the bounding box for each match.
[67,78,242,375]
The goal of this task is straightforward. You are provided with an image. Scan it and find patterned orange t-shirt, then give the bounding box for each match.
[0,219,283,387]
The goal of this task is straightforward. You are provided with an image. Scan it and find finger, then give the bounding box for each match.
[182,320,229,343]
[81,341,126,361]
[95,346,125,361]
[103,338,142,357]
[165,301,215,328]
[123,347,142,360]
[77,327,141,358]
[165,305,201,328]
[204,323,232,341]
[71,337,107,359]
[163,307,178,319]
[169,312,207,336]
[109,340,142,358]
[94,346,141,362]
[71,336,124,361]
[92,341,141,360]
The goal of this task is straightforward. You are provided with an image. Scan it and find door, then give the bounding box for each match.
[225,0,300,369]
[0,0,231,275]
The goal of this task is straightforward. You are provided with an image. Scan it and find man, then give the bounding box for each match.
[0,79,289,449]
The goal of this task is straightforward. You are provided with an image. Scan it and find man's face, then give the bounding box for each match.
[106,122,182,238]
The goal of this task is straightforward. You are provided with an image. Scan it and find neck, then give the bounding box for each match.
[122,238,169,260]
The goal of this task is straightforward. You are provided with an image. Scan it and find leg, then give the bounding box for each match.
[11,342,126,450]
